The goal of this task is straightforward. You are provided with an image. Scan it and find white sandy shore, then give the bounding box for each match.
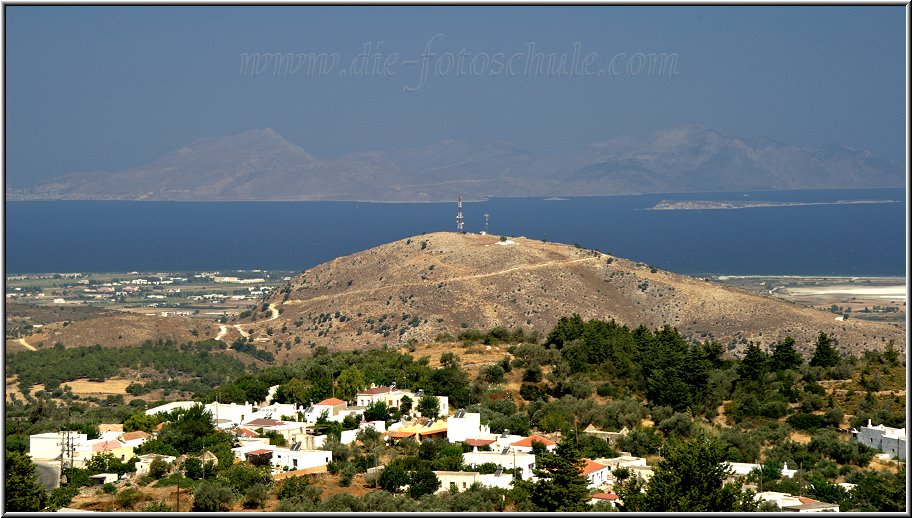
[786,286,907,297]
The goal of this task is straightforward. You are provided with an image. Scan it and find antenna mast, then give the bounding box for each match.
[483,213,489,234]
[456,195,464,233]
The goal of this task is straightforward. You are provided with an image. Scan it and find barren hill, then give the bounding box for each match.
[231,232,904,361]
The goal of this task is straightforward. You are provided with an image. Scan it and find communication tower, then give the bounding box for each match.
[456,195,464,233]
[483,213,489,234]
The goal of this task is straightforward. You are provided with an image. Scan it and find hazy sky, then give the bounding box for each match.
[5,6,906,187]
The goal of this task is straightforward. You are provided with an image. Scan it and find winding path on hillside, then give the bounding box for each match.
[281,255,602,307]
[233,324,250,338]
[267,303,280,320]
[214,325,228,341]
[17,337,37,351]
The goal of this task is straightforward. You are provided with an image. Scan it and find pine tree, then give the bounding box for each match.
[810,332,840,368]
[617,437,758,512]
[770,336,803,371]
[5,450,48,512]
[530,434,590,511]
[737,342,769,382]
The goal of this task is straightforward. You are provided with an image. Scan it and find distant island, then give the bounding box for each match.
[647,199,901,211]
[6,125,903,202]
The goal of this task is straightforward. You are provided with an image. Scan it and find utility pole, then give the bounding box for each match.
[757,459,762,492]
[58,431,67,486]
[456,195,464,233]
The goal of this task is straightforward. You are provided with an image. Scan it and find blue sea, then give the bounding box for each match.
[4,189,906,276]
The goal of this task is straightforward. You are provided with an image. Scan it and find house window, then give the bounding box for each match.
[462,482,467,489]
[293,459,298,468]
[450,482,457,491]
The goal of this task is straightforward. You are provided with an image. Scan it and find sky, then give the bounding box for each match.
[4,6,907,187]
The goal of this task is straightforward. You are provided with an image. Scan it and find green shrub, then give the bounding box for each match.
[192,480,237,512]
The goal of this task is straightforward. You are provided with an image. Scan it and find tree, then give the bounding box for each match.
[530,435,590,511]
[399,395,413,414]
[336,367,366,402]
[363,401,389,423]
[770,336,803,371]
[440,352,461,369]
[378,460,409,493]
[810,332,840,368]
[847,467,906,511]
[418,394,441,420]
[123,412,160,433]
[407,466,440,499]
[148,457,170,479]
[737,343,768,382]
[617,437,758,512]
[192,480,237,512]
[5,450,47,512]
[184,457,203,480]
[482,364,506,384]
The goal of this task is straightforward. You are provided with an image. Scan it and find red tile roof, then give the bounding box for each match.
[510,435,557,447]
[582,459,607,476]
[465,438,496,447]
[247,449,273,456]
[360,386,392,395]
[120,431,150,442]
[245,418,284,427]
[316,398,346,406]
[235,427,260,438]
[798,497,818,504]
[92,440,125,452]
[388,431,416,438]
[591,493,618,500]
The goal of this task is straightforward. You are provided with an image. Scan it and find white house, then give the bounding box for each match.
[433,470,514,493]
[117,431,151,449]
[509,435,557,454]
[754,492,840,512]
[269,448,332,472]
[304,398,349,423]
[144,401,198,416]
[463,451,537,481]
[725,461,761,477]
[581,459,610,489]
[589,492,620,508]
[232,443,331,473]
[446,411,491,443]
[242,417,310,445]
[356,386,448,417]
[134,454,176,477]
[29,432,89,461]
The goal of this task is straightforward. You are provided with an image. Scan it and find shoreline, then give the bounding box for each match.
[645,199,901,211]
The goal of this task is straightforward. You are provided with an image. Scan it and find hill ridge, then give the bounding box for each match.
[223,232,904,361]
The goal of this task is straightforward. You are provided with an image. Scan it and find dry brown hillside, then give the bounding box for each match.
[12,314,219,351]
[226,232,905,361]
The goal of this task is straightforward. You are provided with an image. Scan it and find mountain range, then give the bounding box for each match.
[8,126,903,201]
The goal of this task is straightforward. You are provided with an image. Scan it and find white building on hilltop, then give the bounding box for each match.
[851,419,906,461]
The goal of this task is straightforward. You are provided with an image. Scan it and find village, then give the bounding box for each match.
[4,270,293,325]
[25,379,904,512]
